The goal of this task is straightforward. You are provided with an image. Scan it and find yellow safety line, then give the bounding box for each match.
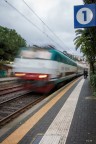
[1,78,80,144]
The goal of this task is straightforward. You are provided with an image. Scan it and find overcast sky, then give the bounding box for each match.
[0,0,83,55]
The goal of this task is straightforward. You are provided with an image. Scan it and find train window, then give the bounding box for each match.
[20,50,35,58]
[60,56,63,63]
[35,50,52,59]
[64,57,67,64]
[53,53,59,61]
[56,55,61,62]
[19,49,52,60]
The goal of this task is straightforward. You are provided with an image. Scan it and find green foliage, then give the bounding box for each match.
[74,28,96,73]
[83,0,96,4]
[0,26,27,61]
[90,72,96,96]
[76,1,96,73]
[93,92,96,97]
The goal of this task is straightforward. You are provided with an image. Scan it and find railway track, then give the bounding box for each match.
[0,85,26,96]
[0,83,23,91]
[0,88,32,104]
[0,77,79,127]
[0,78,50,127]
[0,77,19,87]
[0,91,46,127]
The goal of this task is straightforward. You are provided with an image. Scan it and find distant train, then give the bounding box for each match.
[13,45,85,93]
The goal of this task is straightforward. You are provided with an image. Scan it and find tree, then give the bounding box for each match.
[0,26,27,61]
[74,0,96,73]
[83,0,96,3]
[74,28,96,73]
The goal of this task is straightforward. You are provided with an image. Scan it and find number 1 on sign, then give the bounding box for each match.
[82,11,87,21]
[76,8,93,25]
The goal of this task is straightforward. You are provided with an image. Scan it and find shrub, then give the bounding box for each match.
[90,72,96,96]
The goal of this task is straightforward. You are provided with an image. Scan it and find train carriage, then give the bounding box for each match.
[13,45,84,93]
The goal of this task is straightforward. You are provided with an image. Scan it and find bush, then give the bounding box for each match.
[93,92,96,97]
[90,72,96,96]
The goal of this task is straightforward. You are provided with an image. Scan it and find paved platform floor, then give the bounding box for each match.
[66,78,96,144]
[0,77,96,144]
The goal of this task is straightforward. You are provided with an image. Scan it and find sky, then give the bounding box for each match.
[0,0,83,55]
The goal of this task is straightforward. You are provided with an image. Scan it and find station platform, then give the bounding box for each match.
[0,77,96,144]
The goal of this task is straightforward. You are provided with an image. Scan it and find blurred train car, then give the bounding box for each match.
[13,45,84,93]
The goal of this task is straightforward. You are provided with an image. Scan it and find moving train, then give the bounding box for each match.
[13,45,85,93]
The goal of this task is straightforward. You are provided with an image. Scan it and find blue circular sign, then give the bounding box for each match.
[74,4,96,28]
[76,8,93,24]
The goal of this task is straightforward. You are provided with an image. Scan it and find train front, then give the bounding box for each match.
[13,46,55,93]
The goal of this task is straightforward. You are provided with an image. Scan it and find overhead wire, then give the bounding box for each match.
[22,1,66,45]
[3,0,65,50]
[4,0,65,51]
[22,0,72,52]
[3,0,73,52]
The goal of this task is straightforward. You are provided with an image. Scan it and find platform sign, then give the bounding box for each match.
[74,4,96,28]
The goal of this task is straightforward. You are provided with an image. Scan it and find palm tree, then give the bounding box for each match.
[74,28,96,73]
[83,0,96,3]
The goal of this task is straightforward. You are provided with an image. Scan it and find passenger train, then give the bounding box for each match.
[13,45,85,93]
